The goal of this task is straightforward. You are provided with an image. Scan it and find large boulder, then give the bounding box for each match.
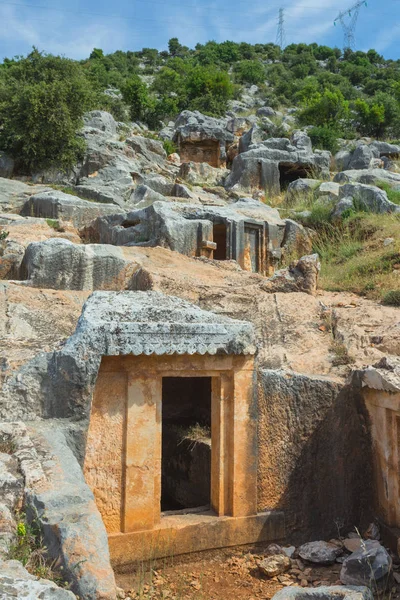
[257,106,276,117]
[0,178,50,214]
[339,183,400,214]
[334,150,352,172]
[298,540,343,564]
[83,110,117,136]
[20,238,140,291]
[26,423,117,599]
[334,168,400,186]
[261,255,320,296]
[369,140,400,158]
[340,540,392,592]
[0,558,76,599]
[285,179,320,205]
[348,145,376,170]
[258,554,291,578]
[126,135,167,166]
[271,586,373,600]
[21,190,125,228]
[128,184,167,208]
[239,125,265,154]
[226,136,330,194]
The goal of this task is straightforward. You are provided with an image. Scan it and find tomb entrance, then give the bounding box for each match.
[82,291,283,566]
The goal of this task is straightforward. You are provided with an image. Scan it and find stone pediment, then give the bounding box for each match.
[66,291,256,357]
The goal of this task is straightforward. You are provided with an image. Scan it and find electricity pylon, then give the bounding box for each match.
[276,8,286,50]
[334,1,367,51]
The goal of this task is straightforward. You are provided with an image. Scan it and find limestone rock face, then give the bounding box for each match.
[347,145,376,170]
[226,134,330,194]
[271,586,373,600]
[258,554,291,578]
[21,238,141,291]
[83,110,117,136]
[340,541,392,591]
[0,559,77,599]
[261,254,320,296]
[21,190,124,228]
[369,140,400,158]
[0,177,50,214]
[334,168,400,186]
[179,161,228,186]
[298,540,343,564]
[285,178,320,204]
[26,423,117,600]
[339,183,400,214]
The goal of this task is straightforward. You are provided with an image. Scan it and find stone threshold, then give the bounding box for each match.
[109,510,285,567]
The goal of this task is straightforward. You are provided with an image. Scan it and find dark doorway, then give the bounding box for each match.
[279,163,312,190]
[213,223,227,260]
[161,377,211,512]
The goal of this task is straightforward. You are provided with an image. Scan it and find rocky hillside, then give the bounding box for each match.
[0,39,399,600]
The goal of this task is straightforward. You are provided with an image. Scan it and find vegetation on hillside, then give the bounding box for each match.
[2,41,400,170]
[276,192,400,303]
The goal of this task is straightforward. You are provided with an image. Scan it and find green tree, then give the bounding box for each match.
[168,38,181,57]
[0,48,94,173]
[121,74,150,121]
[89,48,104,60]
[185,65,233,116]
[299,89,349,127]
[233,60,265,85]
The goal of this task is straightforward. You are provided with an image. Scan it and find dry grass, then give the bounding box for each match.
[315,213,400,301]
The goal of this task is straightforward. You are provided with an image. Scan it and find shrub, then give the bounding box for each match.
[0,229,9,240]
[308,125,340,154]
[0,49,94,173]
[163,139,177,155]
[185,65,233,117]
[299,89,349,128]
[121,74,150,122]
[382,290,400,306]
[233,60,266,85]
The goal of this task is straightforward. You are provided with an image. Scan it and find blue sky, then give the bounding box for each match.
[0,0,399,62]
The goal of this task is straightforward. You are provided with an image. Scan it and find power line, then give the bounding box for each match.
[276,8,286,49]
[334,1,368,50]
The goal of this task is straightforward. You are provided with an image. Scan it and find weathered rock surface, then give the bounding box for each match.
[0,558,77,599]
[83,110,117,136]
[0,214,80,280]
[271,586,373,600]
[334,168,400,186]
[258,554,291,578]
[21,238,140,291]
[285,179,320,205]
[347,145,377,170]
[340,540,392,591]
[179,161,228,186]
[338,183,400,214]
[298,541,343,564]
[174,110,234,166]
[0,452,23,510]
[21,190,124,228]
[226,133,330,194]
[0,178,50,214]
[26,422,117,599]
[261,254,320,296]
